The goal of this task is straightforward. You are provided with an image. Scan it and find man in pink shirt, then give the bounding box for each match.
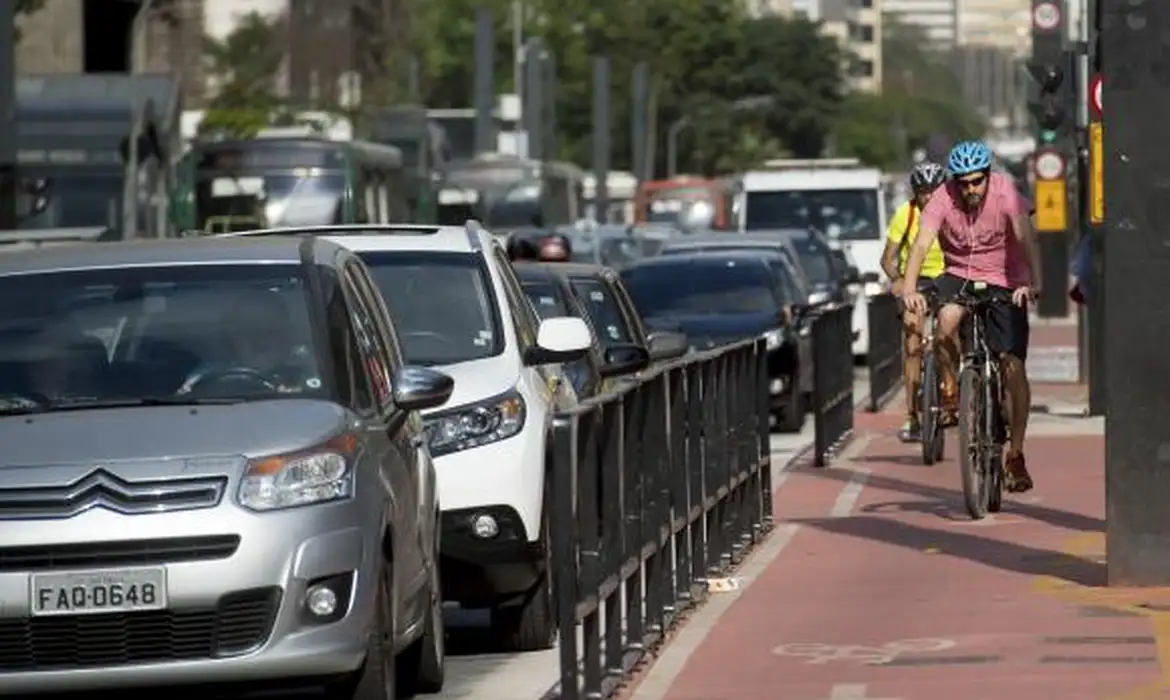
[901,140,1042,493]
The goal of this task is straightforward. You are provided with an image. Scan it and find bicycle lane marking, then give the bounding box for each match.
[1033,531,1170,698]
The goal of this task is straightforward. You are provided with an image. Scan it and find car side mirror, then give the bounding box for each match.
[524,316,592,366]
[647,330,689,361]
[842,265,861,285]
[393,366,455,412]
[859,271,881,284]
[600,342,651,378]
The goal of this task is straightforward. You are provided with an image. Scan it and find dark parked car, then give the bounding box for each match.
[514,262,648,394]
[621,251,810,432]
[552,262,689,365]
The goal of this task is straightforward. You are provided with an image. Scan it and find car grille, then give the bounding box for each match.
[0,470,226,519]
[0,535,241,572]
[0,587,281,672]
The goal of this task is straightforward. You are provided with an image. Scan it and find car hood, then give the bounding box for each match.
[424,356,519,413]
[646,312,778,347]
[0,399,350,483]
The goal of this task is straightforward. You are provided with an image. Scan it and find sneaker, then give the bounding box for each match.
[899,417,921,443]
[939,391,959,427]
[1004,450,1033,493]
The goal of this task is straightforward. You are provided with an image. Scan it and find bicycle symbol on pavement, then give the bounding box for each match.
[772,637,957,665]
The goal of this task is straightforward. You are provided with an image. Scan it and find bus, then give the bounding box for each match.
[437,153,586,231]
[634,177,734,231]
[171,137,411,234]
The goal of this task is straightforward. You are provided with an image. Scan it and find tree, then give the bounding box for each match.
[200,12,288,139]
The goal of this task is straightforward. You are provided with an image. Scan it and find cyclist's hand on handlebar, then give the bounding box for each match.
[903,291,927,314]
[1011,285,1035,308]
[890,278,904,296]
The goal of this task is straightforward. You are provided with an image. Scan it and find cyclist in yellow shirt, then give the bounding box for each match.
[880,162,957,442]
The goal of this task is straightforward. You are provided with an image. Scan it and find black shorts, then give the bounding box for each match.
[895,278,939,318]
[933,273,1030,361]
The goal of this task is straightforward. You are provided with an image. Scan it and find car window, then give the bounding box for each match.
[569,277,633,346]
[622,259,781,318]
[358,250,504,366]
[0,264,326,408]
[764,260,797,305]
[491,248,542,348]
[520,279,571,319]
[344,262,393,411]
[323,269,374,412]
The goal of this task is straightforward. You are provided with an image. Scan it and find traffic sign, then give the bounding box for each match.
[1034,178,1068,232]
[1090,74,1103,118]
[1033,1,1060,31]
[1034,150,1065,180]
[1089,122,1104,224]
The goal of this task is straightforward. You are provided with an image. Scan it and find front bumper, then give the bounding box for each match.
[0,504,380,694]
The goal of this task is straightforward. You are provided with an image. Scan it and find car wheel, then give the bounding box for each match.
[490,501,556,652]
[331,564,396,700]
[777,380,805,433]
[399,521,445,694]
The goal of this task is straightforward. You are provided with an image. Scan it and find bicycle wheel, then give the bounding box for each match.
[986,374,1004,513]
[920,350,941,465]
[958,366,987,519]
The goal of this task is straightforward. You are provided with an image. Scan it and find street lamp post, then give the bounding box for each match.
[123,0,155,239]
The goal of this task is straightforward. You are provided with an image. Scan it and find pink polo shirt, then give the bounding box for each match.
[918,172,1032,289]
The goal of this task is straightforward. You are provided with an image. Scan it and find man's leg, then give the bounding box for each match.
[899,307,925,442]
[991,302,1033,492]
[935,303,965,424]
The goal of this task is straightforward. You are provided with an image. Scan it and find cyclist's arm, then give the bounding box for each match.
[903,197,943,293]
[880,204,908,282]
[1009,190,1042,290]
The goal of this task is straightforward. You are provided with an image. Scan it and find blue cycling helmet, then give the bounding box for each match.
[947,140,993,176]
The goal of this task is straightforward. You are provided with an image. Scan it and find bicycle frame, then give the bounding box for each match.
[959,306,1004,455]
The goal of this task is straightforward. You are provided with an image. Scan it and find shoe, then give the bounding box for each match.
[899,417,921,443]
[940,389,959,427]
[1004,450,1033,493]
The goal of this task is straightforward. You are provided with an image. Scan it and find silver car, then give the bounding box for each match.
[0,237,453,699]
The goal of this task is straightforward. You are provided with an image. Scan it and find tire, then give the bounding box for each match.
[958,367,987,520]
[398,522,445,694]
[330,566,396,700]
[988,449,1003,513]
[490,499,557,652]
[920,352,940,466]
[777,379,805,433]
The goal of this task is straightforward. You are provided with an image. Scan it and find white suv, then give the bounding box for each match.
[227,223,592,652]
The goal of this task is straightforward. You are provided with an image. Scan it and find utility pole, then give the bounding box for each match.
[1026,0,1072,318]
[1084,0,1105,415]
[473,7,494,156]
[0,0,14,231]
[1101,0,1170,586]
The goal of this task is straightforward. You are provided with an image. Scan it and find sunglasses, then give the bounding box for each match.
[957,173,988,190]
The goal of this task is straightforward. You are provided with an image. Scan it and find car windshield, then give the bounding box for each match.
[745,189,880,241]
[762,259,797,305]
[622,259,780,318]
[568,278,632,346]
[195,170,345,233]
[359,251,503,366]
[520,278,570,319]
[571,236,668,267]
[0,264,325,411]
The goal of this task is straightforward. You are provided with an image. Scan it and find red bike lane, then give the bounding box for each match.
[632,420,1170,700]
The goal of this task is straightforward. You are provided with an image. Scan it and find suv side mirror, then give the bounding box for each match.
[859,271,881,284]
[524,316,593,365]
[600,343,651,378]
[647,330,689,361]
[393,366,455,412]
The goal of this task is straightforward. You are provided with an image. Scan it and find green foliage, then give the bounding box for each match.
[832,18,987,169]
[199,12,288,139]
[410,0,847,175]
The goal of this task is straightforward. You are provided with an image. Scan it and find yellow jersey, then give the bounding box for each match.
[886,201,945,279]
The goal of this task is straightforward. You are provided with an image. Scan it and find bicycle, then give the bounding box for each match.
[953,284,1013,520]
[917,286,946,466]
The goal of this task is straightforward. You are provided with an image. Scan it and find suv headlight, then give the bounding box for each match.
[761,328,786,350]
[238,434,356,511]
[808,290,831,305]
[863,281,885,296]
[427,391,526,457]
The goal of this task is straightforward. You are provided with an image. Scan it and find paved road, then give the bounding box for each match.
[432,369,871,700]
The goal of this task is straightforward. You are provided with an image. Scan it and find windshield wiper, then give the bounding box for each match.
[37,396,251,413]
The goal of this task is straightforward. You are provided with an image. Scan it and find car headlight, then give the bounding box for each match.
[238,434,356,511]
[427,391,526,457]
[863,281,885,297]
[762,328,786,350]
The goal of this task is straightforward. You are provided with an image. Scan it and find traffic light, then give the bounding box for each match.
[1027,56,1072,144]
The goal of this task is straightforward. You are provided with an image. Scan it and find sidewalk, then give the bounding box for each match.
[625,416,1168,700]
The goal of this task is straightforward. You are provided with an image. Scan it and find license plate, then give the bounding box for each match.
[30,567,167,617]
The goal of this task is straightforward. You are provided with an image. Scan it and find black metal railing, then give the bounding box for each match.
[811,304,855,467]
[866,293,902,412]
[548,339,771,700]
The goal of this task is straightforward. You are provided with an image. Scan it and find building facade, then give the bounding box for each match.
[845,0,883,92]
[882,0,958,46]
